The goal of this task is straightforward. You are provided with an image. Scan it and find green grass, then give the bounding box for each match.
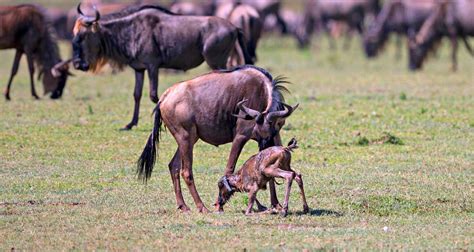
[1,32,473,250]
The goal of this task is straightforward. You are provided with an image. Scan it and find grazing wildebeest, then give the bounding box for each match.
[409,0,474,71]
[0,4,71,100]
[363,0,436,60]
[227,4,263,66]
[72,4,252,130]
[137,65,298,213]
[216,138,309,216]
[299,0,381,49]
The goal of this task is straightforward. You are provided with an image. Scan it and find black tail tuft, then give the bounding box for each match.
[286,138,298,151]
[137,102,162,183]
[237,28,254,65]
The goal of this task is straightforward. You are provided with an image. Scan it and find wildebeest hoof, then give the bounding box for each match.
[150,96,159,103]
[303,205,310,214]
[120,123,135,131]
[4,93,11,101]
[177,205,191,212]
[198,206,210,214]
[281,210,288,217]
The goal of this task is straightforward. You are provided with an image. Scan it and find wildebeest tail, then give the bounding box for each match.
[286,138,298,152]
[237,28,254,65]
[137,102,162,182]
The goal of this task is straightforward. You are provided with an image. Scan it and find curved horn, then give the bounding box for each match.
[51,59,73,78]
[266,102,299,121]
[92,5,101,22]
[77,3,84,16]
[232,99,261,120]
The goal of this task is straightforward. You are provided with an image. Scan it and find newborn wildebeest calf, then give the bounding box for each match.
[216,138,309,216]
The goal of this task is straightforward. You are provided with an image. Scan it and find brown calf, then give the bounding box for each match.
[216,138,309,217]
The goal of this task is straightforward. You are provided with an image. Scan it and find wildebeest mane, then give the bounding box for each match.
[100,4,177,22]
[217,65,289,111]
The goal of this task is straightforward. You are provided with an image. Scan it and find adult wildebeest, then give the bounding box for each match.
[72,4,252,130]
[137,65,298,213]
[299,0,381,49]
[216,138,309,216]
[227,4,263,66]
[363,0,436,60]
[0,4,71,100]
[409,0,474,71]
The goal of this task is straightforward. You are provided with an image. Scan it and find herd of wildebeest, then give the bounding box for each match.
[1,0,472,215]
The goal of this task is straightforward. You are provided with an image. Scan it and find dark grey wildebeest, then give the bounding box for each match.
[409,0,474,71]
[363,0,436,60]
[72,4,252,130]
[137,65,298,213]
[299,0,381,49]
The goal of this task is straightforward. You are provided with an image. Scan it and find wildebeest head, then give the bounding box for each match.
[45,59,72,99]
[363,22,387,58]
[72,3,102,72]
[233,99,298,150]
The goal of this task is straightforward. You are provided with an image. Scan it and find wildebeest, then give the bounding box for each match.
[363,0,436,60]
[227,4,263,66]
[216,138,309,216]
[299,0,381,48]
[0,4,70,100]
[72,4,252,130]
[409,0,474,71]
[137,65,298,213]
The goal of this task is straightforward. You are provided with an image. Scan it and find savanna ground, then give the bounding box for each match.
[1,2,474,250]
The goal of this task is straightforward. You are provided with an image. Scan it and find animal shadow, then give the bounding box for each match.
[293,208,343,217]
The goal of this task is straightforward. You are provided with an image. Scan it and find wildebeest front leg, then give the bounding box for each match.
[224,134,249,176]
[26,54,39,99]
[4,50,23,100]
[123,70,145,130]
[295,173,310,213]
[168,149,190,211]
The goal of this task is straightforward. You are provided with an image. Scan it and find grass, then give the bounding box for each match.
[1,30,473,249]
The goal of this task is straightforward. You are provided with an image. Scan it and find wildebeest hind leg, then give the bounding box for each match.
[123,70,145,130]
[177,128,209,213]
[26,54,39,99]
[168,149,190,211]
[4,50,23,100]
[147,67,159,103]
[203,33,234,69]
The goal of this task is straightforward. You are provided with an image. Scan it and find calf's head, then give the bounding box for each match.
[215,175,238,212]
[233,99,298,150]
[72,4,102,72]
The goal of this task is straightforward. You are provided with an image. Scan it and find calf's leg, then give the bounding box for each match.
[263,167,295,217]
[295,173,310,213]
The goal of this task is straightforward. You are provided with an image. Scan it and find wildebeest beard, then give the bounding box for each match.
[258,137,275,151]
